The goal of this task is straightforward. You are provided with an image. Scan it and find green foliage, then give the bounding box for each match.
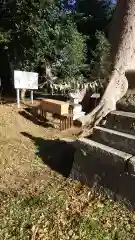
[90,31,112,81]
[74,0,114,84]
[0,0,86,80]
[54,23,86,78]
[0,29,10,44]
[0,0,114,86]
[76,0,116,30]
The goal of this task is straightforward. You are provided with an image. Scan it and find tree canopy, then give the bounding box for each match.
[0,0,116,89]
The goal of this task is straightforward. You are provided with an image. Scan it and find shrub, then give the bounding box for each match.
[0,0,86,81]
[89,31,112,83]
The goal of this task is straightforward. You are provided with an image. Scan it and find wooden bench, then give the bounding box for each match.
[34,99,73,131]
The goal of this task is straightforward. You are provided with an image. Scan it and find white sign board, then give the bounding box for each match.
[14,70,38,89]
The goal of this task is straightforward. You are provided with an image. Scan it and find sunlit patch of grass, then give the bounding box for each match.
[1,177,135,240]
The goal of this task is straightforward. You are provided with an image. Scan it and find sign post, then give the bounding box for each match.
[17,89,20,108]
[31,90,33,104]
[14,70,38,108]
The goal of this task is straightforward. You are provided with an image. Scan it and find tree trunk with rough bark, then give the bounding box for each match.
[77,0,135,132]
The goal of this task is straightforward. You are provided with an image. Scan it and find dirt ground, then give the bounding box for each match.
[1,102,135,240]
[0,102,79,194]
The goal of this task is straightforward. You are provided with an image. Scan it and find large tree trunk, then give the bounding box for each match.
[77,0,135,132]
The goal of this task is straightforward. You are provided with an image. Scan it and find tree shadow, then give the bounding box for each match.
[21,132,76,178]
[125,70,135,89]
[34,93,69,102]
[81,89,101,114]
[0,97,16,105]
[19,107,54,128]
[21,132,135,208]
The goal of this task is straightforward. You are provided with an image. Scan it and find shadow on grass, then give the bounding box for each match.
[21,132,135,208]
[19,107,54,128]
[21,132,76,178]
[0,97,16,105]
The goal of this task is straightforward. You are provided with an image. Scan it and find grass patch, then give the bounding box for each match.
[1,176,135,240]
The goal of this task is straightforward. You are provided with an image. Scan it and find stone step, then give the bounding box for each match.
[117,101,135,113]
[105,110,135,135]
[71,138,133,182]
[73,138,132,171]
[92,126,135,155]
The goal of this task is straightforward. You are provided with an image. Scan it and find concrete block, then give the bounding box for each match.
[72,138,132,173]
[93,126,135,155]
[128,157,135,175]
[105,110,135,135]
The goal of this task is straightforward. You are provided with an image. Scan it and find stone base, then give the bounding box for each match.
[73,111,85,120]
[73,104,82,114]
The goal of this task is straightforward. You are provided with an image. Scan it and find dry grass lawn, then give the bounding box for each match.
[0,103,135,239]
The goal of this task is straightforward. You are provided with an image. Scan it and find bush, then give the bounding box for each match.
[0,0,86,81]
[54,22,86,78]
[89,31,112,83]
